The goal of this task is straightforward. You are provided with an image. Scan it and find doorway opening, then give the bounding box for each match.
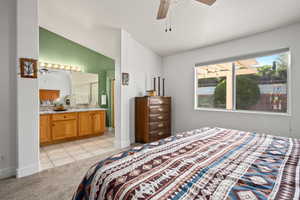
[38,27,117,170]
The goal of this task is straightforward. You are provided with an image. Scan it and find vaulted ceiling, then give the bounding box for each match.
[39,0,300,56]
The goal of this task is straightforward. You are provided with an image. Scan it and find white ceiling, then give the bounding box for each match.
[39,0,300,56]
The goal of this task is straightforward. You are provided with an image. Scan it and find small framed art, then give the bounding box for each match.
[122,72,129,86]
[20,58,38,79]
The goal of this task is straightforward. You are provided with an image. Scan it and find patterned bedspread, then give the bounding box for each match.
[73,127,300,200]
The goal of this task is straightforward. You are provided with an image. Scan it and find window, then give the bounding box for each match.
[195,50,289,113]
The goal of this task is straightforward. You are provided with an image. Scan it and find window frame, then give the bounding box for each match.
[194,49,291,116]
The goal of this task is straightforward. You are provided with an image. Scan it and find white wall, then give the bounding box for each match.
[39,5,120,62]
[16,0,39,177]
[121,30,163,144]
[163,23,300,138]
[0,0,39,179]
[0,0,17,179]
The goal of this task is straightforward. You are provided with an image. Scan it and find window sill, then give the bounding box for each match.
[194,107,291,117]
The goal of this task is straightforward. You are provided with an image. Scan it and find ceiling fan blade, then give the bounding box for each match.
[157,0,171,20]
[195,0,216,6]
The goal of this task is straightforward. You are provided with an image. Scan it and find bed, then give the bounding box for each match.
[73,127,300,200]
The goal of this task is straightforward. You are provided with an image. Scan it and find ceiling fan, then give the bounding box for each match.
[157,0,216,20]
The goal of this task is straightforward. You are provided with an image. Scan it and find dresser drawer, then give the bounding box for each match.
[149,129,171,141]
[149,97,171,105]
[149,113,169,122]
[149,105,170,114]
[52,113,77,121]
[149,129,170,137]
[149,121,170,130]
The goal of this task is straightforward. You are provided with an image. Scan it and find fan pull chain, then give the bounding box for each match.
[169,5,173,32]
[165,6,173,32]
[165,20,168,32]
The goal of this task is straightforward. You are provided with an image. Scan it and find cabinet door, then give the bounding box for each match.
[40,115,51,144]
[78,112,93,136]
[93,111,105,134]
[51,120,77,140]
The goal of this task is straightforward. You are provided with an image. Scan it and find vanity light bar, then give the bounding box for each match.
[38,61,82,72]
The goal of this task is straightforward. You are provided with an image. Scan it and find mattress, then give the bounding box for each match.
[73,127,300,200]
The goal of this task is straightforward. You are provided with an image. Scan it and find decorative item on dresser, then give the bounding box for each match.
[152,76,166,97]
[135,96,171,143]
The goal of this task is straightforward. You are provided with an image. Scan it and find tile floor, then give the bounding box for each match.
[40,131,117,170]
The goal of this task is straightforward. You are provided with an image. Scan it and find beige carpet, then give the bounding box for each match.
[0,149,124,200]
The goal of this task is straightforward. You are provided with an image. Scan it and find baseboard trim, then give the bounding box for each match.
[114,138,130,149]
[16,162,39,178]
[120,139,131,148]
[108,127,114,132]
[0,167,16,179]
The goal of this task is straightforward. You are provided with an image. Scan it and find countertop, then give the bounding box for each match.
[40,107,107,115]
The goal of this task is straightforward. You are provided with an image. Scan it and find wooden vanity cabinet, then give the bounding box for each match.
[40,110,106,146]
[40,114,51,144]
[92,111,106,134]
[51,113,77,140]
[78,112,93,136]
[78,111,106,136]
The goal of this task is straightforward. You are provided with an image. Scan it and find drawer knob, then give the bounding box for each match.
[158,108,163,112]
[158,132,163,136]
[158,123,164,128]
[158,116,163,119]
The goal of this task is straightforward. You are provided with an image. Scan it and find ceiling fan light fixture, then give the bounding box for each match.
[157,0,217,32]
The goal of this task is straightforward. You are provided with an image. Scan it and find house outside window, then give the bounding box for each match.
[195,49,290,114]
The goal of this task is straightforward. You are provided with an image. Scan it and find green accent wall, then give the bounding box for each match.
[39,27,115,127]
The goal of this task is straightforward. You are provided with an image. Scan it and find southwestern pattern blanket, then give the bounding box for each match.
[73,127,300,200]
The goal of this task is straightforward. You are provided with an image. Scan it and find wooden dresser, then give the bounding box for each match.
[135,96,171,143]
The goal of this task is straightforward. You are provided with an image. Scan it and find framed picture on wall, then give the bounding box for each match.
[20,58,38,79]
[122,72,129,86]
